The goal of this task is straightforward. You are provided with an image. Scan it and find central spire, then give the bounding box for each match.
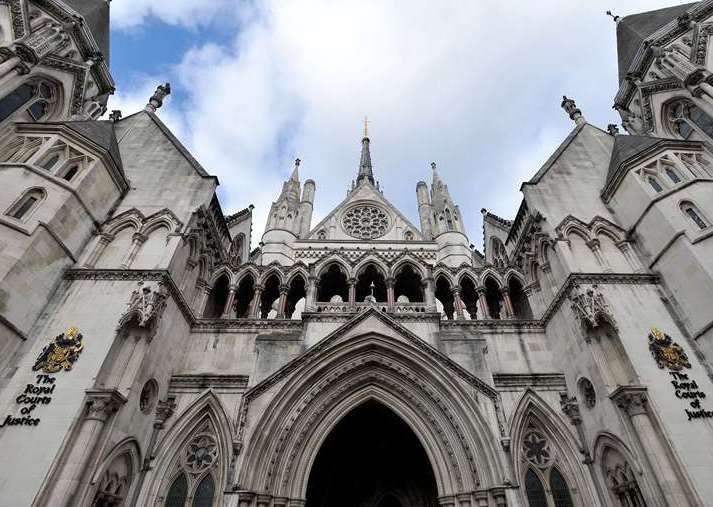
[356,116,374,184]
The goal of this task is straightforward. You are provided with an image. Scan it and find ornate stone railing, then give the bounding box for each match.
[392,302,429,313]
[313,301,429,314]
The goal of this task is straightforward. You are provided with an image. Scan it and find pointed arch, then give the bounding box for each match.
[593,432,651,506]
[259,265,286,287]
[314,254,352,279]
[390,255,427,279]
[208,265,234,287]
[139,391,233,507]
[85,437,142,506]
[353,256,389,279]
[509,390,597,506]
[237,326,506,501]
[234,264,260,287]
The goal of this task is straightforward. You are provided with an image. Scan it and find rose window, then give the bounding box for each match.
[522,430,551,467]
[342,205,391,239]
[184,435,218,473]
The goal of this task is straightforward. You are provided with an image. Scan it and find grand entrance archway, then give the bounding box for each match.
[306,400,438,507]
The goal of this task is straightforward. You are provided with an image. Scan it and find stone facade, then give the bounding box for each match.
[1,1,713,506]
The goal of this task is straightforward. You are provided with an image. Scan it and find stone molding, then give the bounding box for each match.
[168,374,249,392]
[84,388,127,422]
[610,385,649,417]
[569,283,617,333]
[116,281,168,340]
[493,373,567,391]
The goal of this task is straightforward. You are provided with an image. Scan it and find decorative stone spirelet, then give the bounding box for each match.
[145,83,171,113]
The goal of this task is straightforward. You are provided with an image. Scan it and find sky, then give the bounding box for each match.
[107,0,691,249]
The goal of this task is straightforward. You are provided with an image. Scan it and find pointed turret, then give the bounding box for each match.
[356,117,374,185]
[428,162,471,266]
[261,158,307,264]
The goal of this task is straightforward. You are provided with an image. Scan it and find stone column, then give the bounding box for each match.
[500,286,514,318]
[272,498,288,507]
[196,279,211,316]
[120,232,147,269]
[491,488,507,507]
[456,493,472,507]
[348,277,357,306]
[386,277,395,310]
[237,491,255,507]
[617,241,644,273]
[611,386,690,506]
[288,500,305,507]
[277,284,289,318]
[306,276,318,311]
[0,55,23,81]
[83,233,113,268]
[586,238,611,273]
[221,284,238,319]
[438,496,456,507]
[46,389,126,506]
[422,276,436,311]
[451,286,464,319]
[476,287,491,319]
[473,491,489,507]
[250,285,264,318]
[257,494,272,507]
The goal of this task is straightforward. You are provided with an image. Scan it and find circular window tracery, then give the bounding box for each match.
[183,434,218,474]
[341,204,391,239]
[522,430,552,468]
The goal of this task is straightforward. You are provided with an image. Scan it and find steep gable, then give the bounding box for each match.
[306,180,424,241]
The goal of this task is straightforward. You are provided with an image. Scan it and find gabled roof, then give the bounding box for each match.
[616,3,695,83]
[63,120,122,172]
[305,179,424,240]
[605,134,663,186]
[115,110,215,181]
[61,0,110,62]
[601,134,705,201]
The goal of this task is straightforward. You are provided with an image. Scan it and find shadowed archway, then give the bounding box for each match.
[306,400,437,507]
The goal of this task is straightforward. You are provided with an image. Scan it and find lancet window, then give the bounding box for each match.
[394,264,424,303]
[0,79,58,124]
[161,420,219,507]
[680,201,708,230]
[434,276,454,319]
[355,264,387,302]
[5,187,45,221]
[666,98,713,142]
[317,263,348,302]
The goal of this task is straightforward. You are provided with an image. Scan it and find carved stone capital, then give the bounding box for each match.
[117,281,168,340]
[569,283,617,332]
[610,385,648,417]
[559,392,582,425]
[132,232,148,244]
[84,389,126,422]
[154,396,177,428]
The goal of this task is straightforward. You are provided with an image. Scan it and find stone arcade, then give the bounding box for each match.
[1,1,713,506]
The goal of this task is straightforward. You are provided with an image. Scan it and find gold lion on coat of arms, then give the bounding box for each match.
[648,327,691,371]
[32,327,84,373]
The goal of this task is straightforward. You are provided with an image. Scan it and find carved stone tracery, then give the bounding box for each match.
[569,283,617,332]
[341,204,391,239]
[117,281,168,339]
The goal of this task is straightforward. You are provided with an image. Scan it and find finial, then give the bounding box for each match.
[295,158,301,167]
[606,10,620,23]
[363,116,369,138]
[370,281,375,297]
[145,83,171,113]
[607,124,620,136]
[108,109,122,122]
[431,162,437,171]
[561,95,585,126]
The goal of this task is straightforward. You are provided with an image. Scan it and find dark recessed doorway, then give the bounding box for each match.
[305,400,438,507]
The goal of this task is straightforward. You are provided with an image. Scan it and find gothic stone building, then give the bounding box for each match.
[2,1,713,507]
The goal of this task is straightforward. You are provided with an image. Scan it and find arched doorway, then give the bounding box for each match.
[305,400,438,507]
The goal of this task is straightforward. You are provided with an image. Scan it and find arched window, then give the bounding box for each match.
[550,468,574,507]
[260,274,281,318]
[459,276,479,320]
[484,276,503,319]
[161,419,222,507]
[203,275,230,319]
[525,469,547,507]
[394,264,424,303]
[667,99,713,141]
[680,201,708,230]
[92,452,134,507]
[355,264,387,302]
[647,176,663,193]
[165,473,188,507]
[602,447,647,507]
[317,263,348,302]
[5,187,44,221]
[61,164,79,181]
[434,276,454,320]
[191,474,215,507]
[285,275,307,319]
[404,230,414,241]
[665,166,681,184]
[316,229,327,240]
[508,277,533,319]
[41,153,60,170]
[0,80,57,123]
[444,208,454,230]
[234,274,256,318]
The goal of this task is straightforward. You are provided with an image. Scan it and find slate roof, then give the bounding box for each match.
[605,134,663,186]
[616,3,695,83]
[63,120,123,173]
[62,0,110,62]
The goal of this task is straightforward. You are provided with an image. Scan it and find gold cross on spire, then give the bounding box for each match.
[363,116,369,138]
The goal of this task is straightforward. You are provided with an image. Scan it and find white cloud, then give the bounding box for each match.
[110,0,688,248]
